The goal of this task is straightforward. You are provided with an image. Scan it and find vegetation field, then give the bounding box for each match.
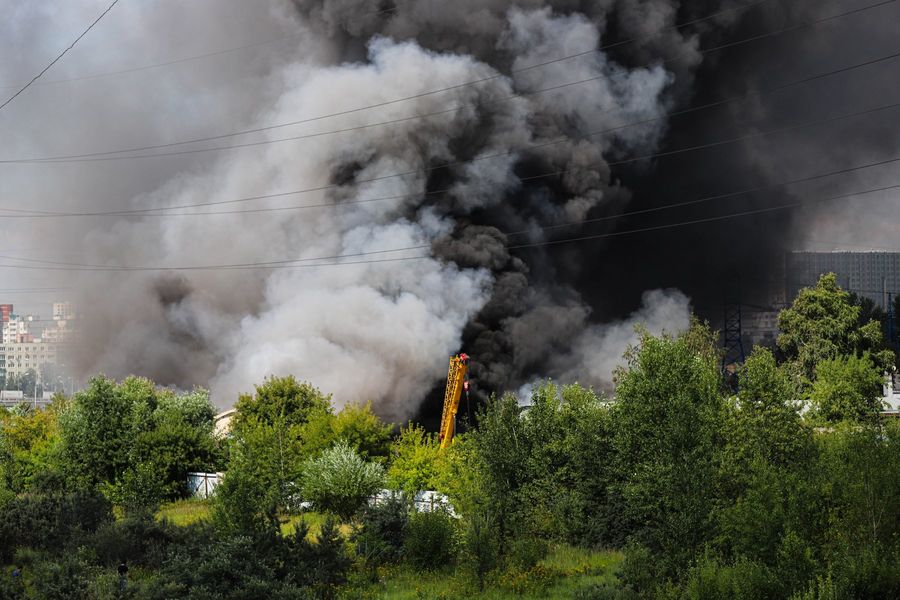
[2,274,900,599]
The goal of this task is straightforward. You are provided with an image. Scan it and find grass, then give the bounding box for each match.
[348,544,623,599]
[156,498,212,526]
[155,500,351,539]
[281,511,354,539]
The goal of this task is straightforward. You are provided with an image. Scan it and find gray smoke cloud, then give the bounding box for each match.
[7,0,891,420]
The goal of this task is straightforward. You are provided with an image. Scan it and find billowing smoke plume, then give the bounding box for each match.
[2,0,897,420]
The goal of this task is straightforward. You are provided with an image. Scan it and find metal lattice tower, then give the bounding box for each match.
[722,279,746,377]
[723,303,746,368]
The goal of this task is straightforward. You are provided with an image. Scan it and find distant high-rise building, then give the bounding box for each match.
[52,302,74,321]
[0,304,12,323]
[785,252,900,310]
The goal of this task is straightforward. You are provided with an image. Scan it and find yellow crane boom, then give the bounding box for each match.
[439,353,469,449]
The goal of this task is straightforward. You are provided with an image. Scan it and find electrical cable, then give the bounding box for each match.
[4,175,900,271]
[0,0,817,163]
[0,0,120,112]
[3,91,900,218]
[0,5,403,91]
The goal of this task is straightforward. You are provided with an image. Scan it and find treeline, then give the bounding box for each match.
[0,273,898,599]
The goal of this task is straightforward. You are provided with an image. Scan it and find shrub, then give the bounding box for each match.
[403,509,456,570]
[506,535,549,571]
[617,542,660,595]
[461,509,500,590]
[30,554,92,600]
[86,516,174,568]
[0,490,112,561]
[353,494,410,580]
[300,442,384,521]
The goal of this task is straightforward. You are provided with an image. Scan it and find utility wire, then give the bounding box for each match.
[0,0,783,163]
[0,5,402,91]
[14,0,891,165]
[0,0,120,112]
[0,203,797,272]
[4,174,900,272]
[0,102,900,220]
[0,52,900,218]
[0,32,303,91]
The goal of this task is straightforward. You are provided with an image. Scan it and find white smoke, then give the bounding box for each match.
[549,288,692,389]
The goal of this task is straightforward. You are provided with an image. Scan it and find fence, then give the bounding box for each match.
[187,472,223,499]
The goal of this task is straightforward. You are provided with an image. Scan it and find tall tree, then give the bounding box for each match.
[778,274,894,379]
[610,323,724,574]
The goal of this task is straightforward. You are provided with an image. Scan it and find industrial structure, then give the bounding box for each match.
[438,353,470,449]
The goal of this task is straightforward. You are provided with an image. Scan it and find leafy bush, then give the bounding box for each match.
[31,554,92,600]
[461,508,500,589]
[0,489,112,561]
[506,535,549,571]
[353,493,410,570]
[300,442,384,521]
[403,509,456,570]
[86,516,173,568]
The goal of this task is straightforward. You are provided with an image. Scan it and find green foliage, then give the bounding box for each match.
[55,376,220,501]
[232,375,331,432]
[59,376,133,487]
[300,402,394,461]
[0,401,64,494]
[460,508,500,590]
[610,324,723,574]
[778,273,894,379]
[354,493,410,566]
[680,551,781,600]
[212,462,276,534]
[0,489,112,562]
[386,424,441,494]
[472,382,613,546]
[300,442,384,521]
[31,553,93,600]
[809,353,884,423]
[105,460,166,517]
[403,509,457,571]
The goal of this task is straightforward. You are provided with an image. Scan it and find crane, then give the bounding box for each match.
[439,353,470,450]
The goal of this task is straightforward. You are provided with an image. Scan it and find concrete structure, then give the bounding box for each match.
[1,342,60,381]
[743,309,781,348]
[213,408,237,437]
[786,252,900,310]
[41,320,73,343]
[52,302,74,321]
[2,314,35,344]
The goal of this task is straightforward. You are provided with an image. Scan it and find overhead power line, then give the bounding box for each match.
[0,203,797,272]
[2,173,900,272]
[0,96,900,220]
[0,32,303,91]
[0,0,797,163]
[0,0,120,112]
[4,55,900,218]
[0,4,404,91]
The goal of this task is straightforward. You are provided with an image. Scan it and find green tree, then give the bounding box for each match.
[300,441,384,521]
[809,353,884,423]
[232,375,330,432]
[0,402,64,493]
[59,376,133,487]
[386,423,442,494]
[610,323,724,574]
[778,274,894,379]
[722,348,810,481]
[299,401,393,461]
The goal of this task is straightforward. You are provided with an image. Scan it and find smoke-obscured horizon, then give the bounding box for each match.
[1,0,898,419]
